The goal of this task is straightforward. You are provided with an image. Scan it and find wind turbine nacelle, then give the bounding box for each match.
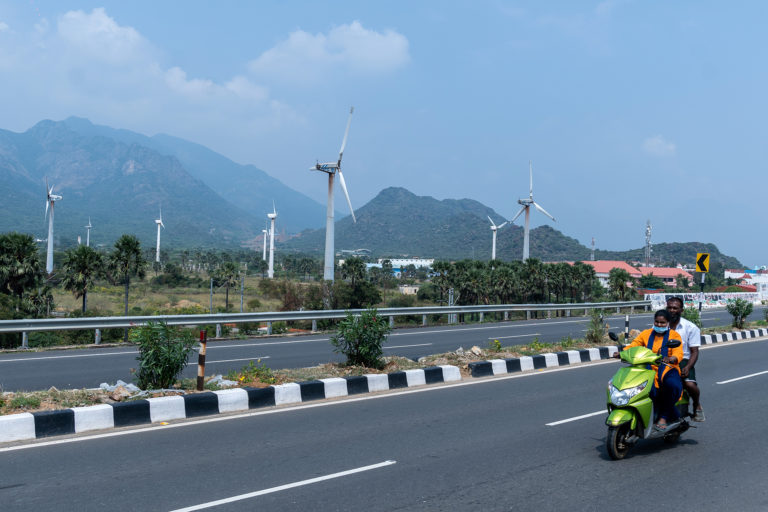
[314,162,339,173]
[517,199,532,206]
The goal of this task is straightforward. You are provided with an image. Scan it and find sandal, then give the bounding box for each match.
[693,408,705,422]
[653,423,669,431]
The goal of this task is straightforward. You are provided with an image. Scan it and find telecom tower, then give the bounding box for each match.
[644,220,652,267]
[591,237,595,261]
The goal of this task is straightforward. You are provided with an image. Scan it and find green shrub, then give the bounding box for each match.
[130,321,195,389]
[271,321,288,334]
[11,395,41,409]
[246,298,262,310]
[681,307,702,328]
[585,309,605,344]
[726,298,753,329]
[330,308,391,369]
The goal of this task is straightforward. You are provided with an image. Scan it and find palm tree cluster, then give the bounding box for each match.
[431,259,602,306]
[0,232,52,319]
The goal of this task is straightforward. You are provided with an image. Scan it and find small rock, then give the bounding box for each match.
[109,385,132,401]
[455,347,465,355]
[470,346,483,356]
[48,386,59,393]
[206,374,238,388]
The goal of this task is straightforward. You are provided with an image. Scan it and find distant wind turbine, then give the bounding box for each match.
[488,216,508,260]
[510,161,556,261]
[85,218,92,247]
[155,207,164,263]
[310,107,357,281]
[267,203,277,279]
[44,178,62,274]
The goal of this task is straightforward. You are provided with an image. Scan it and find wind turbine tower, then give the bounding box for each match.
[262,222,268,262]
[645,220,652,267]
[44,179,62,274]
[310,107,357,281]
[85,218,92,247]
[488,216,508,260]
[510,161,556,261]
[155,208,165,263]
[267,204,277,279]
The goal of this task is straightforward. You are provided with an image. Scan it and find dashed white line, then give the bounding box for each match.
[168,460,397,511]
[487,334,540,340]
[383,343,432,349]
[546,410,606,426]
[206,356,271,364]
[716,370,768,385]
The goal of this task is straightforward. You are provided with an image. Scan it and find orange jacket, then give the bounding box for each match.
[623,328,684,387]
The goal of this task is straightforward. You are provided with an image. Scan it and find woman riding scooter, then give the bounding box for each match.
[613,310,684,431]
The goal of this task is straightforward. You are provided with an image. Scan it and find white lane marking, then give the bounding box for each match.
[207,339,327,349]
[168,460,397,512]
[206,356,271,364]
[716,370,768,385]
[487,334,540,340]
[0,351,137,362]
[384,343,432,349]
[0,358,621,453]
[546,410,606,426]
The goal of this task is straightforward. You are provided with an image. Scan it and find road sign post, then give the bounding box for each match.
[696,253,710,311]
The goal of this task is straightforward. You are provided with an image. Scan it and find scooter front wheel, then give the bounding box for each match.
[606,424,632,460]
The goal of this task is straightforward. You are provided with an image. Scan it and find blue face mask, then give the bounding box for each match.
[653,325,669,334]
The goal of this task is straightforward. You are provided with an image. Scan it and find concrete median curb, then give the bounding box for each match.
[0,365,461,444]
[468,327,768,378]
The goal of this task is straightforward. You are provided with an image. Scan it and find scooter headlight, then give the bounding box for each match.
[609,381,648,406]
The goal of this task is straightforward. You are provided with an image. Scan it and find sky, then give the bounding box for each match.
[0,1,766,266]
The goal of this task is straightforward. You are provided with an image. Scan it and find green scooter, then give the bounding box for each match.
[605,332,692,460]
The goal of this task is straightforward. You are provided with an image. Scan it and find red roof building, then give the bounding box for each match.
[576,261,642,288]
[637,267,694,288]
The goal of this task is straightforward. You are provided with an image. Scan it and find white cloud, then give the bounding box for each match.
[249,21,410,82]
[0,21,9,32]
[643,135,676,157]
[57,8,150,63]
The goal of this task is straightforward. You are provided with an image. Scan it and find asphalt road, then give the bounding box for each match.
[1,336,767,510]
[0,307,764,392]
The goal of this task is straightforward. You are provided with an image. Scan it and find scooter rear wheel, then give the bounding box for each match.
[606,424,632,460]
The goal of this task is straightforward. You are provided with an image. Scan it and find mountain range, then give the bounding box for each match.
[0,118,743,268]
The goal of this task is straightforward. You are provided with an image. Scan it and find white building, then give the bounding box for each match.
[377,258,434,269]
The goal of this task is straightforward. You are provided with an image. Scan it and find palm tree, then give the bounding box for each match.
[608,268,634,301]
[215,261,240,311]
[0,232,45,304]
[61,245,104,313]
[340,257,367,288]
[107,234,147,341]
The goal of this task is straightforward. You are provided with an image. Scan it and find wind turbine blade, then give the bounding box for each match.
[338,107,354,163]
[45,200,49,220]
[337,169,356,222]
[510,206,526,223]
[498,221,508,229]
[487,215,496,228]
[529,160,533,198]
[272,200,276,216]
[532,202,556,221]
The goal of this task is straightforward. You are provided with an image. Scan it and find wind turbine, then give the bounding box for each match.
[488,216,508,260]
[85,218,92,247]
[267,203,277,279]
[310,107,357,281]
[262,221,268,262]
[44,178,62,274]
[154,207,165,263]
[510,161,556,261]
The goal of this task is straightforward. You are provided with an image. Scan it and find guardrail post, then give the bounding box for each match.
[389,316,394,328]
[479,312,484,323]
[197,330,207,391]
[547,310,551,319]
[216,323,222,338]
[566,309,571,317]
[504,311,509,321]
[422,314,427,326]
[95,329,102,345]
[526,310,531,320]
[630,306,634,314]
[22,331,28,349]
[616,307,620,314]
[312,319,317,332]
[267,321,272,335]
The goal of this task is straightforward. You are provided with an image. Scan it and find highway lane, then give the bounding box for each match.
[1,337,767,510]
[0,306,764,392]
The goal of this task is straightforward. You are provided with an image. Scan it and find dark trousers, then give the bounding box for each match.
[651,369,683,422]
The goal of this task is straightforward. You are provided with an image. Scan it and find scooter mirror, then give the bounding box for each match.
[667,339,681,348]
[608,332,619,342]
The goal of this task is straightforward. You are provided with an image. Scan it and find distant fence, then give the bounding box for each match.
[645,292,761,310]
[0,301,651,348]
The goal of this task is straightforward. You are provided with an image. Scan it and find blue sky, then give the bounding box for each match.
[1,1,766,265]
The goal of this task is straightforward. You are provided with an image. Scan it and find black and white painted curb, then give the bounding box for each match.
[468,328,768,378]
[0,366,461,444]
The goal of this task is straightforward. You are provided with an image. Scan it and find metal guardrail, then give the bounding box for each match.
[0,300,651,334]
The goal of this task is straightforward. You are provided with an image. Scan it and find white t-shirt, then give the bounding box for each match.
[671,317,701,360]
